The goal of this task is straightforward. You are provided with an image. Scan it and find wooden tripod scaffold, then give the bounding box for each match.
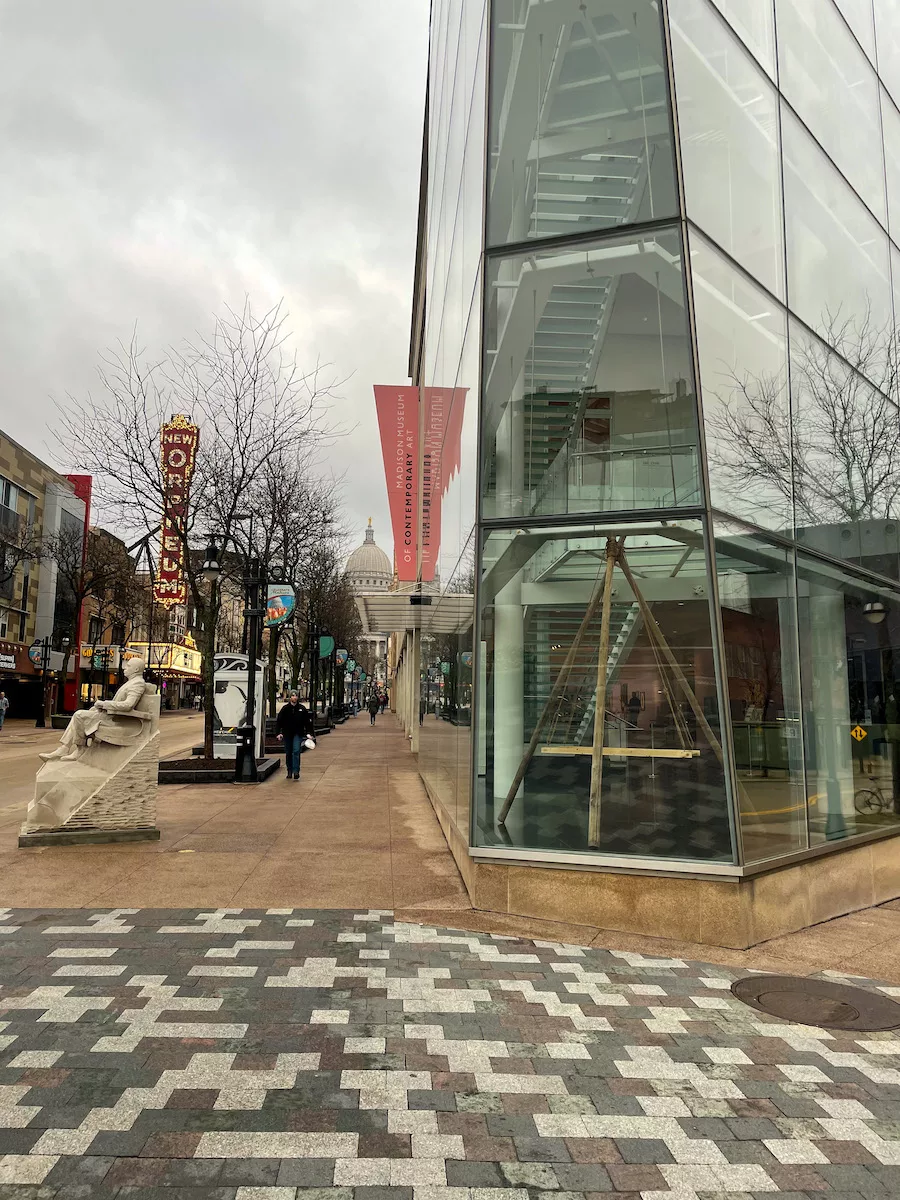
[496,535,733,849]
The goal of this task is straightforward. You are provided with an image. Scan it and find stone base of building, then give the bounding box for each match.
[426,790,900,950]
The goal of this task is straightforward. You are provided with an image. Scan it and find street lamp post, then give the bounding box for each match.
[201,513,265,782]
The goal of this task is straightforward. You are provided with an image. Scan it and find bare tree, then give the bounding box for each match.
[42,524,138,702]
[57,300,340,755]
[706,311,900,527]
[0,507,41,600]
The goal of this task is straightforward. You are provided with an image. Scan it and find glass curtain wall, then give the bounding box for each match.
[671,0,900,862]
[474,0,739,864]
[417,0,484,835]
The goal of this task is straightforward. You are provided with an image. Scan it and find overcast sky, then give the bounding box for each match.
[0,0,428,564]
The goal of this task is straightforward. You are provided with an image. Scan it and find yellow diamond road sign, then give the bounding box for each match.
[851,725,867,742]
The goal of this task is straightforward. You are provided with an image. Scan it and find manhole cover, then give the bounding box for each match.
[731,974,900,1031]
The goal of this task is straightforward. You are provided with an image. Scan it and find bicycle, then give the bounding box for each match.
[854,775,895,815]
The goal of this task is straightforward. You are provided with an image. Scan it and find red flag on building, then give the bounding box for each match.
[374,386,467,583]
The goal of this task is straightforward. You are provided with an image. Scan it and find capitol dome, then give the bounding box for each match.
[346,519,392,593]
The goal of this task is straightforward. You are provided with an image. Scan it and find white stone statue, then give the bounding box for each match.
[22,656,162,841]
[40,655,150,762]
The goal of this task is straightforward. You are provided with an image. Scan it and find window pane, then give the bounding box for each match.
[875,0,900,106]
[713,521,808,862]
[482,227,701,520]
[706,0,775,76]
[782,108,892,352]
[790,319,900,581]
[777,0,885,220]
[487,0,677,246]
[690,232,791,531]
[475,519,735,861]
[835,0,876,57]
[883,92,900,243]
[670,0,784,296]
[796,551,900,846]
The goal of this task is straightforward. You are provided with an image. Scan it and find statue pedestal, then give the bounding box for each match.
[20,684,162,847]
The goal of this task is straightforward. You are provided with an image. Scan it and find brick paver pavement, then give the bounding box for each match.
[2,906,900,1198]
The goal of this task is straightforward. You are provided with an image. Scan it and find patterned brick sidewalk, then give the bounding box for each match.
[1,908,899,1198]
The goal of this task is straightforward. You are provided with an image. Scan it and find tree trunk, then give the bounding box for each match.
[203,590,217,757]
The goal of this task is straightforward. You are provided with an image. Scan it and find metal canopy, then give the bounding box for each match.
[355,592,474,635]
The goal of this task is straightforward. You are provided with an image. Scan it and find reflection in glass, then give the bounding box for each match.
[876,0,900,106]
[777,0,885,220]
[419,549,476,833]
[487,0,677,246]
[789,320,900,581]
[670,0,784,296]
[690,233,791,532]
[482,228,701,520]
[781,108,892,356]
[713,523,807,862]
[706,0,775,76]
[475,520,734,862]
[882,92,900,244]
[834,0,876,57]
[796,552,900,846]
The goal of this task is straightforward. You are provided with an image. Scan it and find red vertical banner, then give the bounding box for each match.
[374,386,467,585]
[421,387,467,582]
[154,415,199,608]
[374,386,420,581]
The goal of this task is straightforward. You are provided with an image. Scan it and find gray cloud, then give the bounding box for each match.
[0,0,428,559]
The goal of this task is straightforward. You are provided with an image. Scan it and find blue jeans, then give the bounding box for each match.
[285,734,302,776]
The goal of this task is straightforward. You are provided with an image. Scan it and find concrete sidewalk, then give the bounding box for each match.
[0,714,470,915]
[4,713,900,983]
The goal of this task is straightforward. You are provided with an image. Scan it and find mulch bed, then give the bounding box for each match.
[161,758,267,771]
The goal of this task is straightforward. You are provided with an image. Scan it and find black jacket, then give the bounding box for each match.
[276,702,315,738]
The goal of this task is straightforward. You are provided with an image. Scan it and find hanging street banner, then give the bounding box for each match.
[347,659,356,672]
[318,635,335,658]
[335,648,348,666]
[265,584,296,628]
[154,414,199,608]
[373,386,467,583]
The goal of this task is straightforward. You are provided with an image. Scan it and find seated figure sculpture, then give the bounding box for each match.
[40,654,150,762]
[22,656,161,841]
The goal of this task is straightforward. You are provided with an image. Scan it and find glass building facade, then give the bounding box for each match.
[414,0,900,879]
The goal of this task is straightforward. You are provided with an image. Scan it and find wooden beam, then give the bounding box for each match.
[498,541,616,825]
[587,537,618,848]
[541,746,700,759]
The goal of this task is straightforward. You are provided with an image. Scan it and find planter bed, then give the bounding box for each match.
[159,756,279,785]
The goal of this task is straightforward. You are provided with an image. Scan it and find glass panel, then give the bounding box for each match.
[835,0,876,57]
[883,91,900,243]
[487,0,677,247]
[789,319,900,580]
[474,519,735,862]
[782,108,892,355]
[706,0,775,76]
[690,232,791,531]
[875,0,900,106]
[670,0,784,296]
[796,551,900,845]
[777,0,885,220]
[482,227,701,520]
[713,521,808,862]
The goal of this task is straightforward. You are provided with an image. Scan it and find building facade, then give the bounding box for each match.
[0,433,87,717]
[347,520,392,681]
[407,0,900,945]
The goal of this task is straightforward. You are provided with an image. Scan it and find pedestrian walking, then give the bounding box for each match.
[367,693,380,726]
[276,690,315,779]
[380,693,388,714]
[0,692,8,731]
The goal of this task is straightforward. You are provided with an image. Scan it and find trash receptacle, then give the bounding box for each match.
[234,725,257,782]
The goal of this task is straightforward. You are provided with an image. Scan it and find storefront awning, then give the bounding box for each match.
[356,592,474,635]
